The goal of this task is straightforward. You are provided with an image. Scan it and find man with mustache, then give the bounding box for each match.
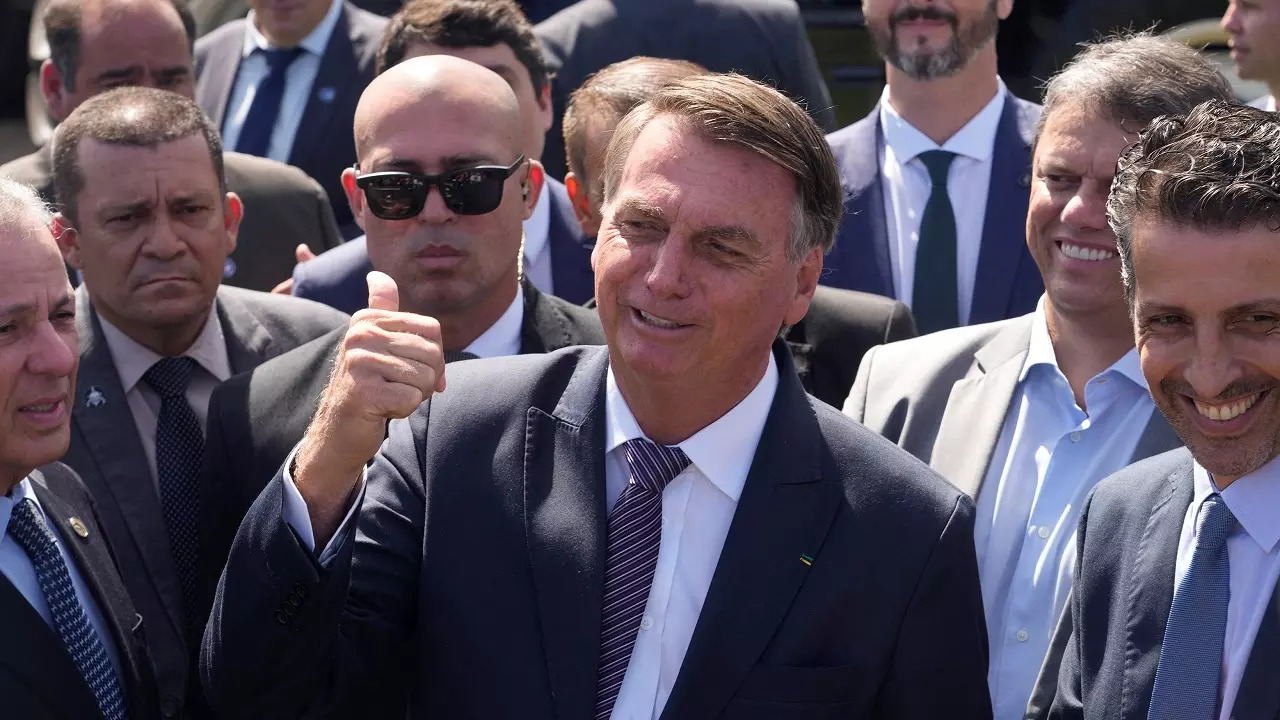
[825,0,1041,333]
[50,86,348,718]
[1046,100,1280,719]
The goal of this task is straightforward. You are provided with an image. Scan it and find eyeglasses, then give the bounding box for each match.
[354,155,526,220]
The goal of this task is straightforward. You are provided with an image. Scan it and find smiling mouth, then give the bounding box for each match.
[1193,391,1265,422]
[1057,241,1117,262]
[633,308,690,330]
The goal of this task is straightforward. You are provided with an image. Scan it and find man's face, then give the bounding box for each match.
[1223,0,1280,85]
[42,0,194,121]
[402,41,553,161]
[593,116,820,392]
[343,91,534,317]
[1026,103,1134,322]
[248,0,333,47]
[862,0,1007,80]
[61,135,239,342]
[1135,219,1280,485]
[0,224,78,488]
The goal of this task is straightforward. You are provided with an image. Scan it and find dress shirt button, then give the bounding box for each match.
[640,616,654,631]
[1038,526,1051,539]
[161,697,180,718]
[1016,629,1029,642]
[1069,431,1082,443]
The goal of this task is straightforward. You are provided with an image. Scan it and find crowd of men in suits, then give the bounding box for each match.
[2,0,1280,718]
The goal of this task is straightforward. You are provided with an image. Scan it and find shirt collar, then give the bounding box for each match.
[97,301,233,393]
[243,0,343,57]
[604,353,779,503]
[878,79,1007,164]
[463,284,524,359]
[522,182,552,265]
[0,477,40,539]
[1020,296,1147,390]
[1194,455,1280,553]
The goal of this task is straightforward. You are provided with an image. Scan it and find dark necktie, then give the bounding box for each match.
[143,357,203,630]
[234,47,305,158]
[443,350,479,363]
[594,438,691,719]
[1147,494,1236,720]
[911,149,959,334]
[8,498,126,720]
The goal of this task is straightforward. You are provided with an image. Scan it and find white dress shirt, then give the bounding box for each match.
[1183,457,1280,720]
[0,477,123,682]
[522,182,555,296]
[98,304,233,492]
[974,299,1154,719]
[878,81,1006,325]
[220,0,344,161]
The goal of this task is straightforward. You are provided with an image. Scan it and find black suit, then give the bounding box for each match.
[1045,448,1280,720]
[202,342,991,719]
[784,286,916,408]
[1,463,159,720]
[194,2,387,234]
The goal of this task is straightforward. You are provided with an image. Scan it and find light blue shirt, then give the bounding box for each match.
[974,300,1154,719]
[0,477,123,682]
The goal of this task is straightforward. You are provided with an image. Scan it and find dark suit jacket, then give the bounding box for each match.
[62,285,347,716]
[201,342,991,719]
[194,2,387,234]
[1045,448,1280,720]
[824,94,1043,326]
[0,463,160,720]
[293,177,596,309]
[534,0,836,179]
[784,285,916,409]
[0,145,343,292]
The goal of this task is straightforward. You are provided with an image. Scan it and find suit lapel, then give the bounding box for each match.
[523,347,610,720]
[829,113,894,297]
[214,288,274,373]
[287,5,359,166]
[1234,579,1280,720]
[969,95,1035,325]
[198,30,245,130]
[519,280,576,354]
[0,572,103,718]
[929,316,1033,498]
[1128,411,1182,465]
[662,344,842,718]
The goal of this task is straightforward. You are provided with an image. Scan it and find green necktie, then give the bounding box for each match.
[912,150,959,333]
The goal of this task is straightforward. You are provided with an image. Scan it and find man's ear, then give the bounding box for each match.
[41,59,72,122]
[522,160,545,220]
[341,167,367,232]
[222,192,243,255]
[51,214,81,269]
[783,246,823,326]
[536,80,553,133]
[564,173,594,231]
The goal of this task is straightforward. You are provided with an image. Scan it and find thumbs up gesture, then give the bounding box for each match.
[293,271,446,533]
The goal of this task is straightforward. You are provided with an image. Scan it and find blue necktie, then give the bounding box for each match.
[8,498,126,720]
[594,438,690,719]
[234,47,305,158]
[1147,494,1236,720]
[912,149,959,334]
[143,357,203,631]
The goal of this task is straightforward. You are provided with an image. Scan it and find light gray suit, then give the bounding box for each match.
[62,285,348,717]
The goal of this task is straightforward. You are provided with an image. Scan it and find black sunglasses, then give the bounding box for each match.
[354,155,526,220]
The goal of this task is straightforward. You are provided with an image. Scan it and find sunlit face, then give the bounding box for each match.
[593,115,820,396]
[1222,0,1280,84]
[862,0,1008,79]
[247,0,332,47]
[1134,219,1280,484]
[0,223,78,489]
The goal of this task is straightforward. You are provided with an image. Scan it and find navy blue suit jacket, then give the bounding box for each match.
[824,93,1043,327]
[293,177,595,311]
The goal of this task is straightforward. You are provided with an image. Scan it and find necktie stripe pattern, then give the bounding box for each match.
[234,47,305,158]
[8,498,126,720]
[143,356,204,633]
[594,438,690,719]
[912,149,959,334]
[1146,493,1235,720]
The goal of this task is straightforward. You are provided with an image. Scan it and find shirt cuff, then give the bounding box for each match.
[280,443,366,564]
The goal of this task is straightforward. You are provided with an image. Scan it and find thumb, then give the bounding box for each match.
[367,271,400,312]
[295,243,317,263]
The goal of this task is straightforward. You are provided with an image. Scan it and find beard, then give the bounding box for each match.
[869,0,1001,80]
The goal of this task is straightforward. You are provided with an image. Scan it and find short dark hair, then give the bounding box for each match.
[562,56,706,180]
[1110,100,1280,308]
[376,0,548,89]
[52,86,224,223]
[45,0,197,92]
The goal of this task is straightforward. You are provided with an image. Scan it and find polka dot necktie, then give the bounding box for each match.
[8,498,126,720]
[143,357,203,631]
[594,438,690,719]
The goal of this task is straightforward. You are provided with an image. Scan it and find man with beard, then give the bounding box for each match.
[1045,100,1280,719]
[825,0,1041,334]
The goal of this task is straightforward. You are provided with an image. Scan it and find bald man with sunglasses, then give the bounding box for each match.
[193,56,604,630]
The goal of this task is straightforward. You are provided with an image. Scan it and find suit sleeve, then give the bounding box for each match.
[200,411,426,719]
[883,302,918,344]
[875,495,992,719]
[1047,493,1095,720]
[843,344,878,421]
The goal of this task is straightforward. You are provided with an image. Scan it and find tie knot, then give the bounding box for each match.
[1195,494,1237,552]
[623,438,690,493]
[259,46,304,72]
[143,357,198,398]
[918,150,956,188]
[7,498,55,560]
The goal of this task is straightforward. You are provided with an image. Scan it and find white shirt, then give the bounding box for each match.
[463,284,524,359]
[878,81,1006,325]
[522,183,554,296]
[1182,457,1280,720]
[98,304,233,492]
[974,299,1154,719]
[220,0,344,161]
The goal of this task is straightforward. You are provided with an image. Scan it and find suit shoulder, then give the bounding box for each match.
[1090,447,1192,510]
[223,152,327,194]
[218,286,350,341]
[28,462,93,508]
[810,286,902,323]
[540,293,606,345]
[863,315,1025,369]
[195,19,244,54]
[344,2,390,48]
[0,151,47,189]
[826,110,878,150]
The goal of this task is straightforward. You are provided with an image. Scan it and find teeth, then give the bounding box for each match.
[1194,392,1261,422]
[638,310,682,329]
[21,403,55,412]
[1059,243,1117,262]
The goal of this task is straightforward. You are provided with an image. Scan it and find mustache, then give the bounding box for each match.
[890,4,959,26]
[1160,376,1278,403]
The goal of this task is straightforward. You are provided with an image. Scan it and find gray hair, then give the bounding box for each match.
[0,177,55,243]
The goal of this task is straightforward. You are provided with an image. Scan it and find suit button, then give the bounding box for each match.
[161,697,180,718]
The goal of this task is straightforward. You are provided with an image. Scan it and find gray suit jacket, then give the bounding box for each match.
[62,285,348,716]
[0,144,343,292]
